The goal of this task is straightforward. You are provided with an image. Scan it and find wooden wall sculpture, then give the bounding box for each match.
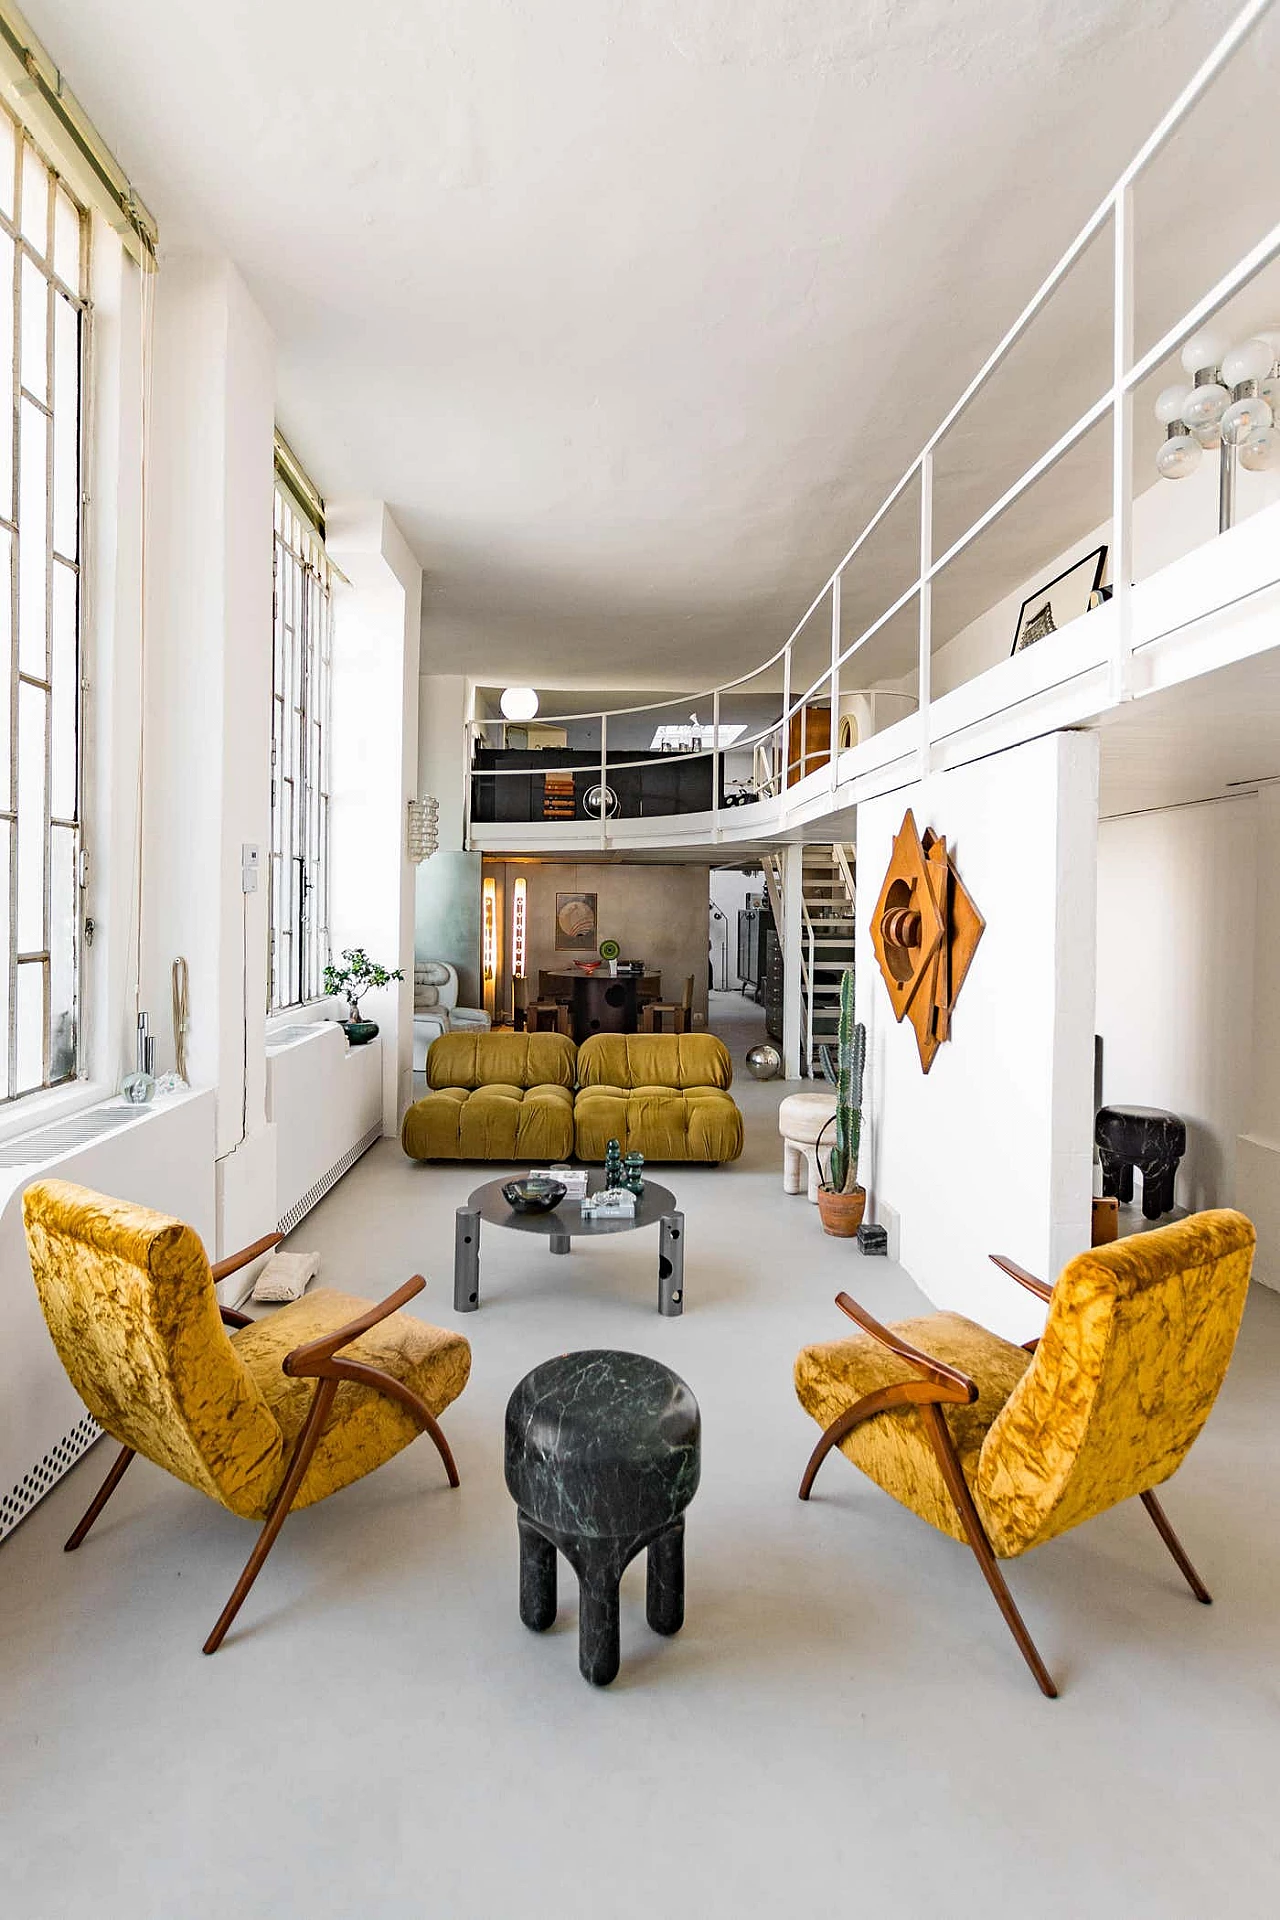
[869,809,984,1073]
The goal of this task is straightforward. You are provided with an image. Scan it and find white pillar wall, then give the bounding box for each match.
[140,254,277,1256]
[856,731,1099,1343]
[416,671,482,1006]
[327,505,422,1132]
[1238,785,1280,1293]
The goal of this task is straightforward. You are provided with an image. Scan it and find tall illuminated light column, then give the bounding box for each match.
[482,875,498,1019]
[512,875,527,987]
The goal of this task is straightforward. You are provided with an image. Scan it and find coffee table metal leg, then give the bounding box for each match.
[658,1211,684,1316]
[454,1206,481,1312]
[550,1231,571,1255]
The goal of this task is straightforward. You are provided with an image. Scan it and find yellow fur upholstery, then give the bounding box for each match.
[401,1030,577,1162]
[23,1180,471,1521]
[574,1033,744,1163]
[795,1210,1255,1558]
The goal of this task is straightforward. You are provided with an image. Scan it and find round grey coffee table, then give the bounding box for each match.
[454,1172,685,1317]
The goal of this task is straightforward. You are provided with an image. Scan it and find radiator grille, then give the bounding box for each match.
[276,1124,383,1238]
[0,1413,102,1542]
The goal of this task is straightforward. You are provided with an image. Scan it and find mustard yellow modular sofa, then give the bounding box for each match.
[574,1033,744,1164]
[795,1210,1255,1696]
[23,1180,470,1653]
[401,1030,577,1162]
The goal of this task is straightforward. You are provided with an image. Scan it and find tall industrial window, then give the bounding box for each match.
[1,112,88,1104]
[270,482,331,1010]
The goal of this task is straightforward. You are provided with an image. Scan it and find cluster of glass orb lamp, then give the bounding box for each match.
[1154,329,1280,479]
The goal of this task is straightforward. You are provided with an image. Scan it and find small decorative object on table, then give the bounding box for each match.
[501,1177,568,1215]
[581,1187,637,1220]
[745,1041,783,1081]
[535,1165,589,1200]
[603,1137,624,1189]
[816,968,867,1237]
[324,946,405,1046]
[599,938,621,967]
[622,1151,645,1196]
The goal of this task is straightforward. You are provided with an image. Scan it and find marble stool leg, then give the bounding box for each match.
[782,1139,804,1195]
[804,1144,822,1202]
[518,1513,557,1632]
[646,1517,685,1637]
[1140,1158,1178,1220]
[1098,1151,1133,1205]
[572,1542,625,1687]
[454,1206,480,1312]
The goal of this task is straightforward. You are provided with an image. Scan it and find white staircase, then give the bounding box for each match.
[800,844,856,1074]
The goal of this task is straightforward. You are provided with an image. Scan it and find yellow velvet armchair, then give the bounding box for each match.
[795,1210,1255,1696]
[23,1180,471,1654]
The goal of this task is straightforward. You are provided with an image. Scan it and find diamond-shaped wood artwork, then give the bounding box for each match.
[870,809,985,1073]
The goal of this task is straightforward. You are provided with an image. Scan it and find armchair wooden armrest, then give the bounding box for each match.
[283,1276,425,1377]
[210,1232,284,1285]
[834,1291,978,1404]
[988,1253,1052,1302]
[220,1306,252,1330]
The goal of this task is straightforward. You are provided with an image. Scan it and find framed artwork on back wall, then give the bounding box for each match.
[555,892,598,949]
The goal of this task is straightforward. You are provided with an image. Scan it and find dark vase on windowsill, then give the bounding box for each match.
[343,1019,379,1046]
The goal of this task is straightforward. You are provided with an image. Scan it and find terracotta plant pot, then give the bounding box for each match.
[816,1184,867,1238]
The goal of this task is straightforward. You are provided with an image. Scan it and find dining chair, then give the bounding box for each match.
[641,975,694,1034]
[24,1179,471,1654]
[794,1210,1255,1696]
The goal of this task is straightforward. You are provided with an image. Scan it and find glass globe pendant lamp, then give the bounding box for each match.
[1179,329,1230,428]
[500,686,539,721]
[1156,424,1202,479]
[1240,426,1280,473]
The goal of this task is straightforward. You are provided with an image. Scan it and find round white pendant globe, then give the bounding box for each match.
[1240,426,1280,473]
[1221,337,1275,388]
[1221,392,1274,446]
[1181,380,1229,429]
[1154,383,1191,425]
[1156,432,1202,480]
[1180,328,1229,377]
[500,687,539,721]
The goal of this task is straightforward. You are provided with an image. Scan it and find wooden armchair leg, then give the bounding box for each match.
[203,1378,337,1655]
[1140,1489,1212,1603]
[921,1404,1058,1699]
[64,1443,135,1552]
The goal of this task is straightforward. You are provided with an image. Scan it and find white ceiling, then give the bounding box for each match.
[28,0,1273,689]
[1094,648,1280,817]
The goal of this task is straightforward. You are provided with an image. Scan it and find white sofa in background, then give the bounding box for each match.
[412,962,490,1071]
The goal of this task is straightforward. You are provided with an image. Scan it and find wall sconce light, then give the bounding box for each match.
[406,795,439,864]
[482,876,497,983]
[512,875,527,980]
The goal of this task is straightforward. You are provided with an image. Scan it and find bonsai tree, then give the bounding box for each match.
[822,967,865,1196]
[323,948,405,1023]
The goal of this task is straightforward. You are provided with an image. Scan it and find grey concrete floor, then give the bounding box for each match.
[3,991,1279,1918]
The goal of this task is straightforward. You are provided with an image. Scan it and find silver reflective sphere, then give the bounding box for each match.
[745,1042,783,1081]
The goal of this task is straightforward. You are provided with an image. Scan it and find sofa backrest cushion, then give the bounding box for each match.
[576,1033,732,1091]
[426,1029,577,1091]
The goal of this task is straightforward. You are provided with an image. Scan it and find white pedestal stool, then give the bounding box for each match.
[778,1090,839,1202]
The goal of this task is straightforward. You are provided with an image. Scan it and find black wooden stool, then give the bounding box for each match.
[504,1350,700,1686]
[1095,1104,1186,1221]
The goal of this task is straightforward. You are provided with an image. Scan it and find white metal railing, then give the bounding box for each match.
[464,0,1279,849]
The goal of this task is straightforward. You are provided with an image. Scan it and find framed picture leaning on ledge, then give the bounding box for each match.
[1012,544,1108,654]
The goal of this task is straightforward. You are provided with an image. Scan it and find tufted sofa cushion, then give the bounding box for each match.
[573,1082,743,1163]
[576,1033,733,1092]
[401,1029,578,1162]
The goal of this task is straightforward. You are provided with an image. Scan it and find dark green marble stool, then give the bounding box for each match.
[504,1350,701,1686]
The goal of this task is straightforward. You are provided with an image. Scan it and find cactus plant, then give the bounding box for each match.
[824,967,865,1195]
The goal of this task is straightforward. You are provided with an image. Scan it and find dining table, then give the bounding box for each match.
[541,966,661,1043]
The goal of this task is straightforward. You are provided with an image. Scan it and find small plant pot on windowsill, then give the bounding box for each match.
[816,1184,867,1237]
[343,1020,379,1047]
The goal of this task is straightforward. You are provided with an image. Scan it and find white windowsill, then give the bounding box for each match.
[0,1077,116,1151]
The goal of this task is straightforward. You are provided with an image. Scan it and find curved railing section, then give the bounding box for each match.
[465,0,1280,848]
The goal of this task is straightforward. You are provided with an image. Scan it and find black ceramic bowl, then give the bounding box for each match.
[502,1177,567,1215]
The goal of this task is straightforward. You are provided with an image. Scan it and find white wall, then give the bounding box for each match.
[1096,795,1258,1215]
[1238,786,1280,1292]
[266,1025,383,1224]
[416,672,482,1005]
[857,731,1099,1343]
[327,504,423,1131]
